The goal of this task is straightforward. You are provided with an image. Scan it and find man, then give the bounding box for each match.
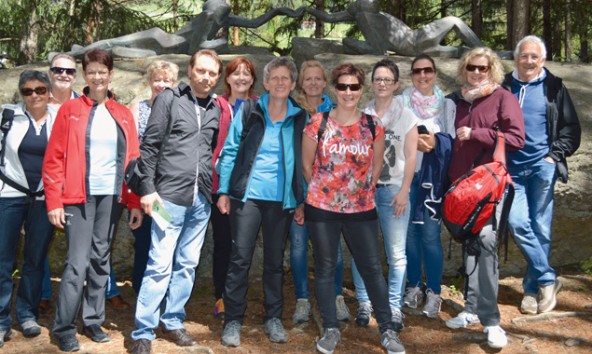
[503,35,581,315]
[130,49,222,354]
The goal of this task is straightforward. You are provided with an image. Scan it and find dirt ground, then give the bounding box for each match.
[3,267,592,354]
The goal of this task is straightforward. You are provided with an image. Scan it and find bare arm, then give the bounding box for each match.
[371,135,385,185]
[302,135,318,184]
[391,127,418,217]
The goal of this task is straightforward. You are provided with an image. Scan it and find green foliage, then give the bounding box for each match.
[581,257,592,276]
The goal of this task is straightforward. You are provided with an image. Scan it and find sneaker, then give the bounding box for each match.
[264,317,288,343]
[316,327,341,354]
[213,298,225,319]
[335,295,351,321]
[221,320,241,347]
[82,324,110,343]
[422,290,442,318]
[520,294,538,315]
[391,307,405,332]
[403,286,424,309]
[484,325,508,348]
[21,320,42,337]
[162,328,197,346]
[381,329,406,354]
[355,301,373,327]
[0,329,12,348]
[538,279,562,313]
[131,338,152,354]
[57,334,80,352]
[292,298,311,324]
[445,311,480,329]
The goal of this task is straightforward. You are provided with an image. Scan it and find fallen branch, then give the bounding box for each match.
[512,311,592,324]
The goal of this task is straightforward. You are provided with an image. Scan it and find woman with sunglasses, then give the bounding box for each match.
[0,71,56,346]
[302,63,405,354]
[290,60,350,325]
[398,54,456,318]
[447,47,524,349]
[43,49,143,352]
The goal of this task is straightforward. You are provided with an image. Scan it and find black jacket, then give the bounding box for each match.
[502,69,581,183]
[139,83,220,205]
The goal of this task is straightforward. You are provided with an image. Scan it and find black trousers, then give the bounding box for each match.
[211,194,232,300]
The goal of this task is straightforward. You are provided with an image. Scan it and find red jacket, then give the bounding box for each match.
[42,91,141,211]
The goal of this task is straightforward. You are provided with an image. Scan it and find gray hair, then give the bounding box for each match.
[50,53,76,68]
[514,35,547,60]
[19,70,51,92]
[263,57,298,83]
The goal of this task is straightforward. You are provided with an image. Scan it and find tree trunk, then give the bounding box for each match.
[233,0,239,46]
[543,0,552,60]
[506,0,513,50]
[565,1,571,62]
[471,0,482,39]
[511,0,530,50]
[19,5,38,63]
[314,0,325,39]
[172,0,178,32]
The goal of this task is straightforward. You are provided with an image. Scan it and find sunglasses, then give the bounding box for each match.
[50,67,77,75]
[465,64,490,73]
[20,86,48,96]
[411,67,435,75]
[335,83,362,91]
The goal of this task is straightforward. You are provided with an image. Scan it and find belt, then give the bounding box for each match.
[376,183,389,188]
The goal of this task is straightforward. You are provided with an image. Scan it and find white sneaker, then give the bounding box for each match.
[538,280,562,313]
[403,286,424,309]
[335,295,351,321]
[445,311,479,329]
[520,294,538,315]
[484,325,508,348]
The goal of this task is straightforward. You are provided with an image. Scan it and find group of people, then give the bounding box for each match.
[0,33,580,354]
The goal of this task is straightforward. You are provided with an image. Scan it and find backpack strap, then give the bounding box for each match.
[364,113,376,140]
[317,111,330,142]
[498,183,515,263]
[492,131,507,165]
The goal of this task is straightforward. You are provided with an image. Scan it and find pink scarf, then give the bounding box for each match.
[461,79,499,103]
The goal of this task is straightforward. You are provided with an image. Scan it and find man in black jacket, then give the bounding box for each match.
[502,35,581,315]
[130,49,222,354]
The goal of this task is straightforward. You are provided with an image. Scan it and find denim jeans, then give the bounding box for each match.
[0,197,54,330]
[132,191,210,341]
[290,220,343,299]
[406,173,444,294]
[508,157,557,295]
[352,184,409,308]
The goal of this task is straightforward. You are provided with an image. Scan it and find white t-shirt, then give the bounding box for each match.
[89,104,118,195]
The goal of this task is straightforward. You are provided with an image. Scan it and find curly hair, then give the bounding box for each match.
[456,47,504,85]
[144,60,179,86]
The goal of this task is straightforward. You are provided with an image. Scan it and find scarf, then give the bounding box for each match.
[461,79,499,103]
[404,86,445,119]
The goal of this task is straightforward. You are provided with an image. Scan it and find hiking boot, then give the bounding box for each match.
[538,280,562,313]
[82,324,110,343]
[381,329,406,354]
[520,294,538,315]
[391,307,405,332]
[213,298,225,319]
[21,320,42,337]
[162,328,197,346]
[316,327,341,354]
[335,295,351,321]
[130,338,151,354]
[445,311,480,329]
[0,329,12,348]
[484,325,508,348]
[264,317,288,343]
[221,320,241,347]
[355,301,373,327]
[403,286,424,309]
[422,289,442,318]
[57,334,80,352]
[292,298,311,324]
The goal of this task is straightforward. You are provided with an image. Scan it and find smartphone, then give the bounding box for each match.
[417,125,429,135]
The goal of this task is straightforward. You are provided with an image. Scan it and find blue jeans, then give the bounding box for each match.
[352,184,409,308]
[0,197,54,329]
[132,191,210,341]
[406,173,443,294]
[290,220,343,299]
[508,157,557,295]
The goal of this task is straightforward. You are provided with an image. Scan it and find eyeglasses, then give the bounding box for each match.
[373,77,396,85]
[411,67,435,75]
[20,86,48,96]
[335,83,362,91]
[50,67,77,75]
[465,64,490,73]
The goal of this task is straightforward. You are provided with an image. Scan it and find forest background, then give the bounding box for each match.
[1,0,591,66]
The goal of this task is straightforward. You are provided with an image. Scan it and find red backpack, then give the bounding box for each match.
[443,131,515,243]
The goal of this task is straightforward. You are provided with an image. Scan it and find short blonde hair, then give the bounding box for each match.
[456,47,504,85]
[145,60,179,85]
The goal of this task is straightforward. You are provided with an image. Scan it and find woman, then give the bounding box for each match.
[302,63,404,354]
[211,57,257,318]
[217,57,307,347]
[447,47,524,349]
[128,59,179,294]
[43,49,143,352]
[399,54,456,318]
[351,59,418,330]
[290,60,349,324]
[0,71,56,345]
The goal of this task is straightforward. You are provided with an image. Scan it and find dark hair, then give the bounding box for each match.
[331,63,365,86]
[18,70,51,92]
[189,49,223,75]
[224,57,257,96]
[82,49,113,71]
[371,59,399,82]
[411,53,437,73]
